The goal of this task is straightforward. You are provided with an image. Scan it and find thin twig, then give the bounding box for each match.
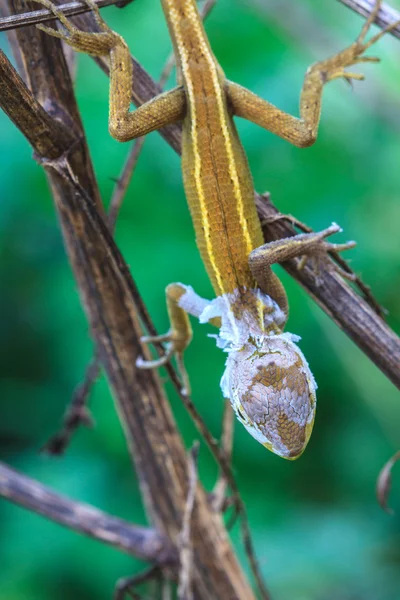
[108,137,145,228]
[177,443,200,600]
[114,565,162,600]
[43,136,146,453]
[0,0,126,31]
[42,352,99,454]
[201,0,217,19]
[161,363,271,600]
[161,579,173,600]
[0,462,175,563]
[211,399,235,513]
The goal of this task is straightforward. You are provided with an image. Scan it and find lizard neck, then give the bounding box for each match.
[198,287,286,350]
[161,0,265,298]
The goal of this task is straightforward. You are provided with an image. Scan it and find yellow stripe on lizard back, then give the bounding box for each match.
[162,0,264,296]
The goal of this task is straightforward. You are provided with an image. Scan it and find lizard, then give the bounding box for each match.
[33,0,399,459]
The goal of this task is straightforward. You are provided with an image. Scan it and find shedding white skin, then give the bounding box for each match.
[179,285,317,459]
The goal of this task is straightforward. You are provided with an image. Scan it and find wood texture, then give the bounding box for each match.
[1,3,258,597]
[0,462,175,563]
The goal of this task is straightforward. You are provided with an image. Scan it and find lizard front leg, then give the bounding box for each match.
[137,283,224,395]
[136,283,209,396]
[33,0,186,140]
[227,0,400,147]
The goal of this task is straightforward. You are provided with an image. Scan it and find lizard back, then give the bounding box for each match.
[162,0,264,296]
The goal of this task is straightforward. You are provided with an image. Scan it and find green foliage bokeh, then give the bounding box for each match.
[1,0,400,598]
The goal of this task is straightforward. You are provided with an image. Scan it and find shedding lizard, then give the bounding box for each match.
[33,0,399,459]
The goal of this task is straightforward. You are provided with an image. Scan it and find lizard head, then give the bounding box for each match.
[220,332,317,460]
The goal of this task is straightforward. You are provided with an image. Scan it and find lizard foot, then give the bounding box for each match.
[296,223,356,285]
[33,0,123,56]
[136,330,191,396]
[309,0,400,85]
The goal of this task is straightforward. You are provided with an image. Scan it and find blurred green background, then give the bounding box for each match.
[1,0,400,598]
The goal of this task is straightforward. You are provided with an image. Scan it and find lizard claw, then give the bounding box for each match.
[317,0,400,88]
[33,0,118,55]
[294,223,356,286]
[136,332,191,396]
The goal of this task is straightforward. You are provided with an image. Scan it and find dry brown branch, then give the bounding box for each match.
[177,443,200,600]
[338,0,400,38]
[0,0,125,30]
[0,50,73,155]
[0,462,175,563]
[211,399,235,513]
[1,3,262,596]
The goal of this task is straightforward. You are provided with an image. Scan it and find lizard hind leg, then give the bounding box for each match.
[136,284,193,396]
[80,0,110,32]
[34,0,120,56]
